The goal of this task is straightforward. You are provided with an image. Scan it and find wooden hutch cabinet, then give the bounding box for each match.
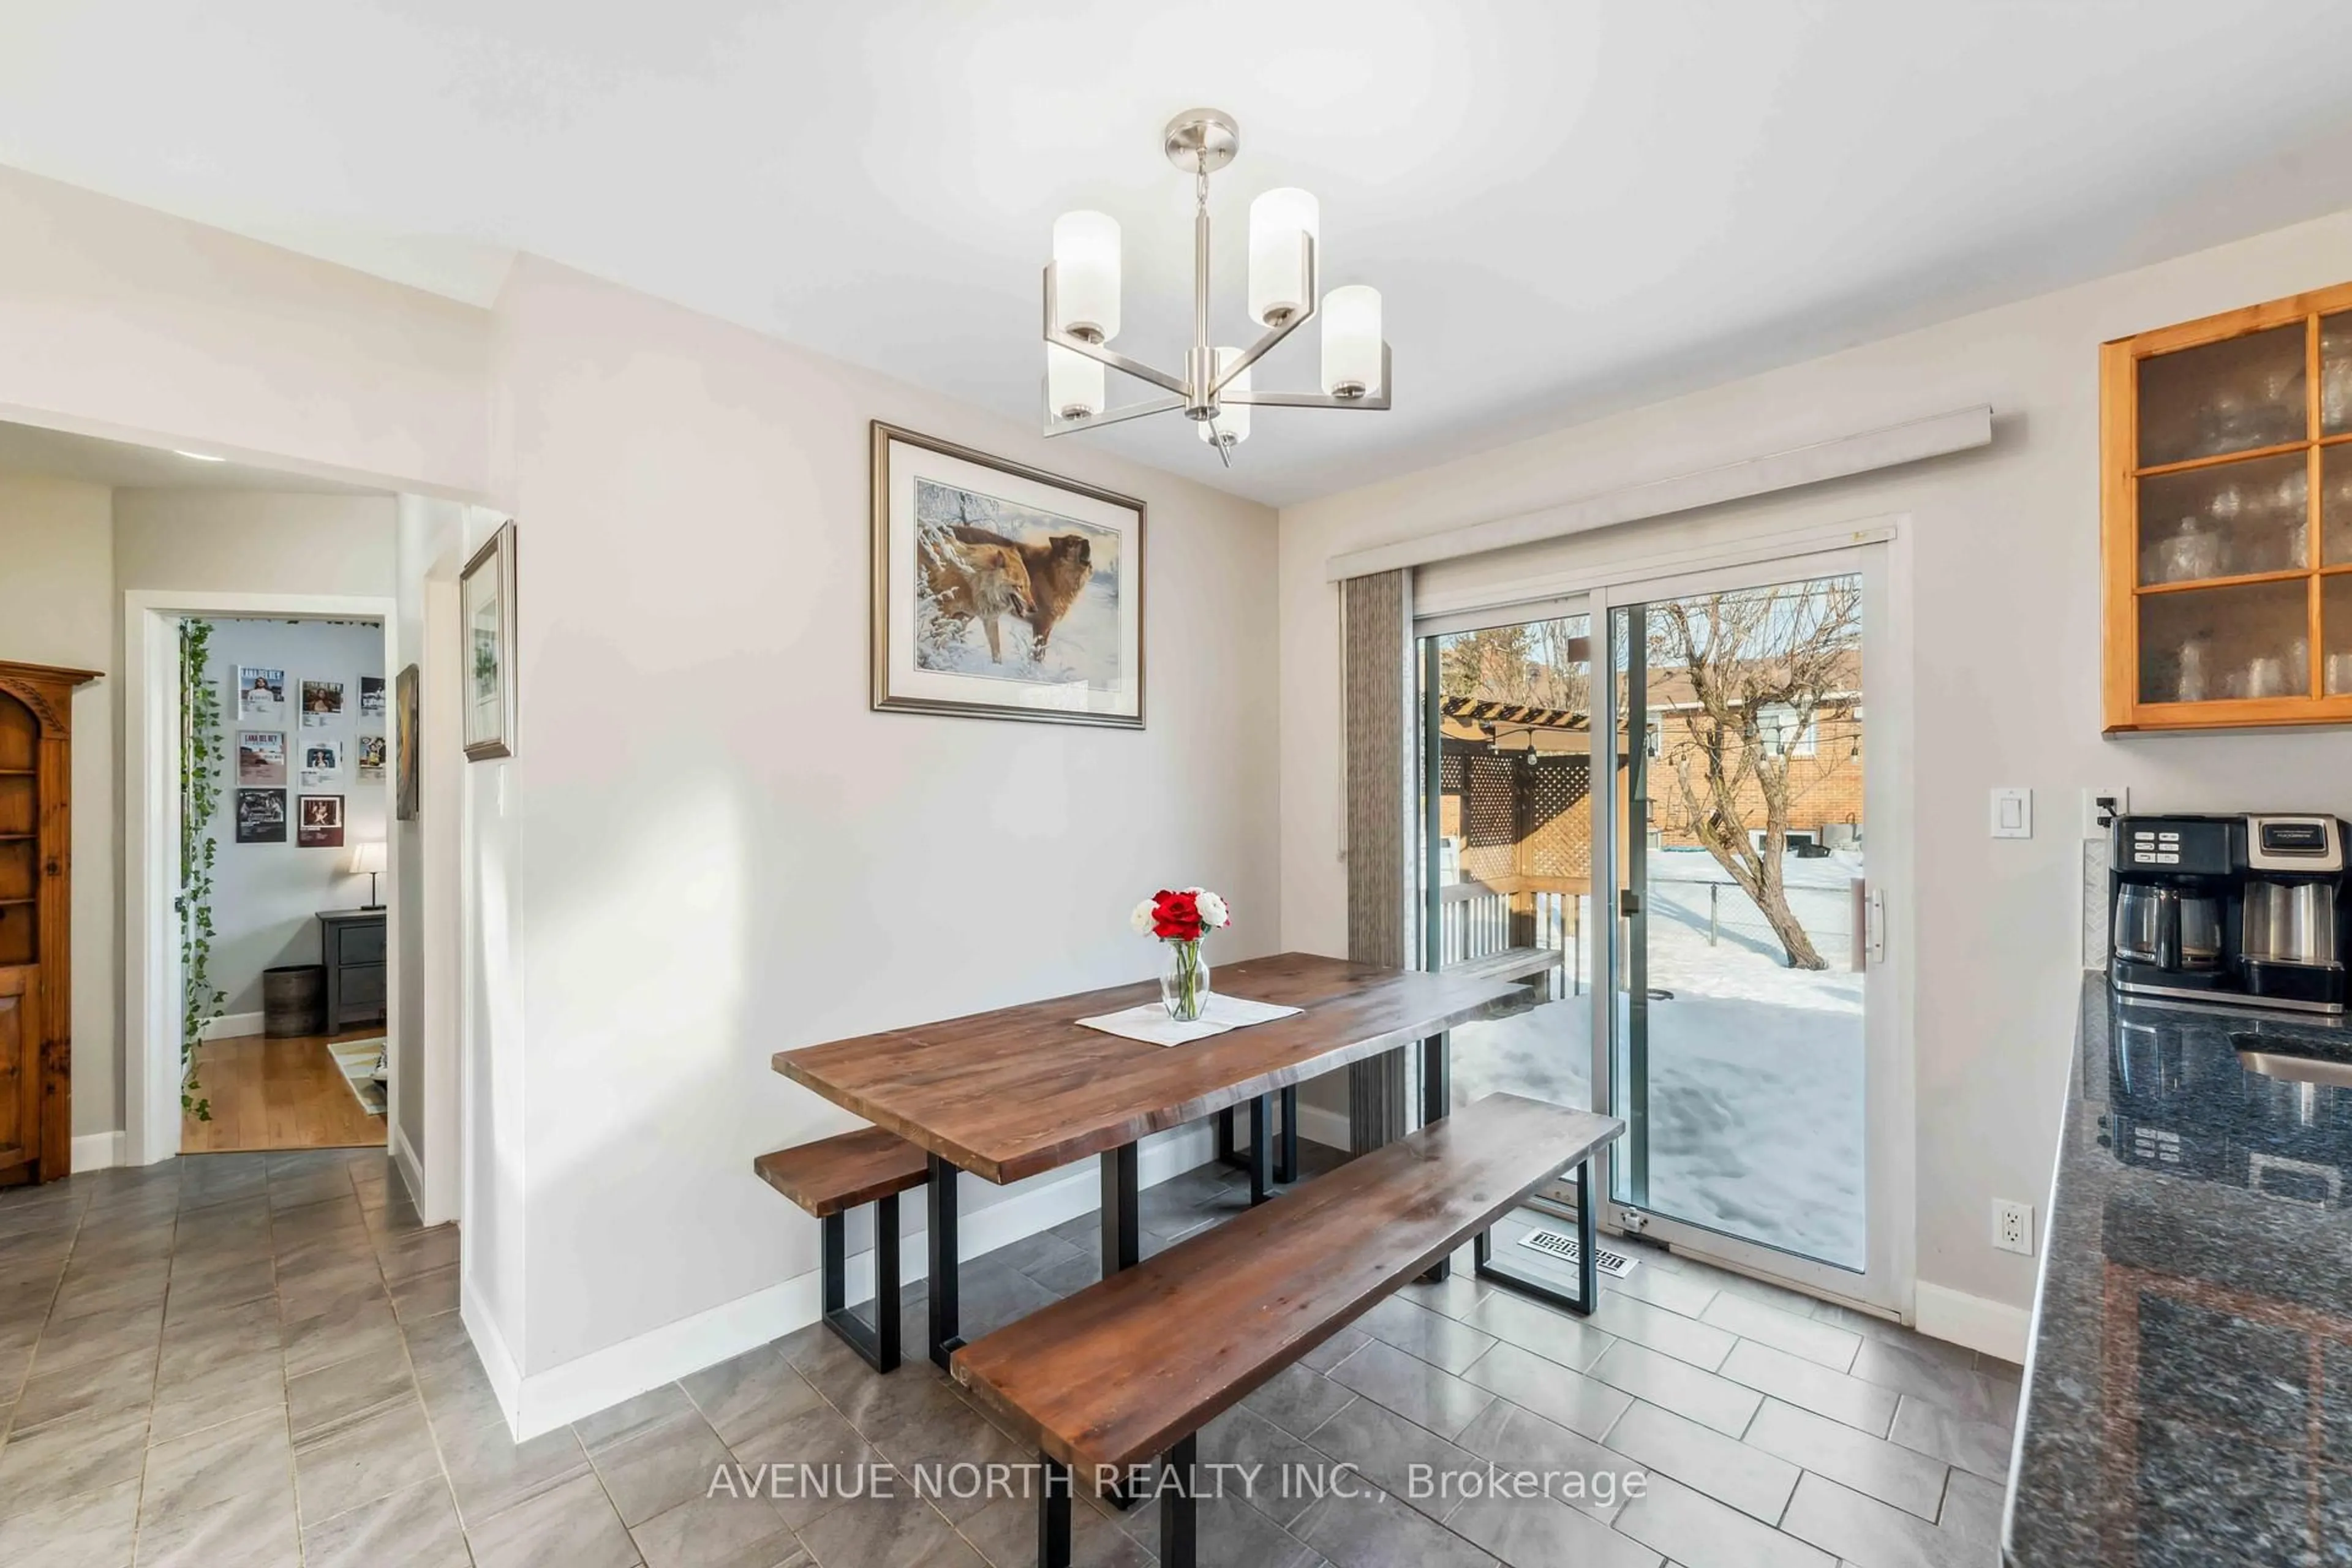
[0,660,98,1185]
[2102,281,2352,731]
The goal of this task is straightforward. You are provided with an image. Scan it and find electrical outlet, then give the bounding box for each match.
[1992,1199,2035,1256]
[2084,786,2128,840]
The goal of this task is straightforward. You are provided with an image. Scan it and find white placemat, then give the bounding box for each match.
[1076,993,1305,1047]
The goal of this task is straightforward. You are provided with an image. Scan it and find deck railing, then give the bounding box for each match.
[1436,878,1588,998]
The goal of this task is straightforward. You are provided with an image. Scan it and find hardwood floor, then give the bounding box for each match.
[179,1028,388,1152]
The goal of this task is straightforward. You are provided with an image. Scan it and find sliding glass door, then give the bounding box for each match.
[1419,544,1905,1310]
[1596,549,1902,1306]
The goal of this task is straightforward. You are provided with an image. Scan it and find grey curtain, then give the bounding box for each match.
[1341,569,1414,1153]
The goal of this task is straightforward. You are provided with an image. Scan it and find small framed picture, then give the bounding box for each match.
[236,788,287,844]
[238,730,287,786]
[236,667,286,723]
[870,423,1144,728]
[395,665,421,820]
[300,738,345,787]
[300,679,345,728]
[359,675,386,719]
[356,733,387,784]
[461,521,519,760]
[297,793,345,849]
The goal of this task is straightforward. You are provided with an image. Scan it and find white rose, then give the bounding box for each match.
[1129,899,1158,935]
[1195,891,1231,929]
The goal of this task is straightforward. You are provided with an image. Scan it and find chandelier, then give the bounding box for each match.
[1040,107,1390,466]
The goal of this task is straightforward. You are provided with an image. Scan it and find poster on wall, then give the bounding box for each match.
[236,788,287,844]
[300,739,344,786]
[297,794,345,848]
[355,734,387,783]
[300,679,344,727]
[359,675,385,719]
[236,667,287,723]
[237,730,287,785]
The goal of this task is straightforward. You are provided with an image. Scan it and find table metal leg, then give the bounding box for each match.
[1275,1085,1298,1184]
[1419,1032,1452,1284]
[1101,1143,1140,1274]
[1247,1095,1272,1205]
[1471,1156,1599,1317]
[927,1153,963,1370]
[1038,1455,1072,1568]
[1096,1141,1144,1512]
[1160,1432,1198,1568]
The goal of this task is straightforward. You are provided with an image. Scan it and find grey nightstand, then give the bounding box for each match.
[317,908,387,1033]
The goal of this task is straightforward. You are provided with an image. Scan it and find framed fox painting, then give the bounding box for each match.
[870,422,1145,728]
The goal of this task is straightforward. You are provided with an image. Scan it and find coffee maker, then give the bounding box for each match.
[2109,813,2350,1014]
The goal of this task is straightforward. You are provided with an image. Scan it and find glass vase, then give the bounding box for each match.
[1161,939,1211,1022]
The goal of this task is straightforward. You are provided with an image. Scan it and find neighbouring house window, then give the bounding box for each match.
[1757,703,1817,758]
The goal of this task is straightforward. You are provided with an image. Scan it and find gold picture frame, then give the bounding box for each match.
[460,521,519,761]
[870,421,1145,728]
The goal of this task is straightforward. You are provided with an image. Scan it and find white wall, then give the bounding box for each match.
[486,257,1282,1389]
[0,164,488,497]
[1279,206,2352,1322]
[199,617,388,1018]
[115,490,396,598]
[0,469,117,1137]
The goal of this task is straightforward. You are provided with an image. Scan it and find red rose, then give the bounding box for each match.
[1151,889,1204,942]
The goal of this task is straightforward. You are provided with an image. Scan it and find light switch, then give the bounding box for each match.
[1991,788,2032,839]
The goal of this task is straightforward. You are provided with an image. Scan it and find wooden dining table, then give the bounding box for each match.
[773,950,1523,1370]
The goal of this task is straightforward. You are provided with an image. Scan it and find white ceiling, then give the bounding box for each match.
[0,420,383,494]
[6,2,2352,505]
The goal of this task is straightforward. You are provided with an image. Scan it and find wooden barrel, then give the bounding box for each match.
[263,964,325,1037]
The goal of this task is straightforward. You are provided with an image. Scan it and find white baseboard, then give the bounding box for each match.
[392,1125,426,1213]
[461,1277,526,1436]
[1295,1101,1352,1152]
[499,1123,1217,1442]
[199,1012,265,1042]
[71,1131,125,1172]
[1914,1281,2030,1364]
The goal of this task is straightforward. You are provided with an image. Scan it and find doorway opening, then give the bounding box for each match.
[178,614,394,1153]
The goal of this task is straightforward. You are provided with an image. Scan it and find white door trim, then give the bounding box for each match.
[1585,521,1917,1317]
[124,589,398,1167]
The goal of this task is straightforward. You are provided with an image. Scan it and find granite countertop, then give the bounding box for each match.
[2006,976,2352,1567]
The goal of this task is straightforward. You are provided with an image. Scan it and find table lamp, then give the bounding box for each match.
[347,840,387,910]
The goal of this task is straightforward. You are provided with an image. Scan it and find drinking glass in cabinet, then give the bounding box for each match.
[2323,311,2352,437]
[2324,445,2352,566]
[2137,577,2309,705]
[2136,450,2309,584]
[2137,323,2308,467]
[2328,576,2352,697]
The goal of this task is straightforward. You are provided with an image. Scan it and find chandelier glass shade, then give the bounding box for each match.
[1040,108,1390,466]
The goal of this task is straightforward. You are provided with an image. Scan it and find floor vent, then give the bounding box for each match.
[1516,1229,1638,1278]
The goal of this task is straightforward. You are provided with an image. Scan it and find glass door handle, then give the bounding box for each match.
[1619,889,1642,918]
[1863,885,1887,967]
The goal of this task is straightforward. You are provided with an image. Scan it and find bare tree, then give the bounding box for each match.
[1439,617,1591,712]
[1642,581,1860,970]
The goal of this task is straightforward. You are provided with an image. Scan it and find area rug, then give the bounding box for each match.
[328,1038,388,1117]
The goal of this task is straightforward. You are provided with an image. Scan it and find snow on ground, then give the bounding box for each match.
[1450,846,1867,1270]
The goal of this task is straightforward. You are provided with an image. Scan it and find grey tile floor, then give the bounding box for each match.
[0,1145,2016,1567]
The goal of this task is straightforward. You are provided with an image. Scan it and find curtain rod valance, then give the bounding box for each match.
[1325,404,1991,582]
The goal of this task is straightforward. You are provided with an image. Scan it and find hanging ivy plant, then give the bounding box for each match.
[177,617,225,1121]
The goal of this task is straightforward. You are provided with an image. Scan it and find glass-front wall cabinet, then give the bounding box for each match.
[2104,281,2352,729]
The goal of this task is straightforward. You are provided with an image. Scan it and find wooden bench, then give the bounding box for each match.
[951,1092,1623,1567]
[754,1127,930,1372]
